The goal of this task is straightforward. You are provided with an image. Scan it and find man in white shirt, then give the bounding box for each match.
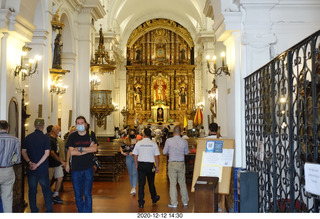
[133,128,160,208]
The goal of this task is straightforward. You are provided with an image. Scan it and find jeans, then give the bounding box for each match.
[71,167,93,213]
[137,162,157,205]
[27,174,53,213]
[126,155,137,188]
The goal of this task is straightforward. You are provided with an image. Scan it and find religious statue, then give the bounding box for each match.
[157,82,164,100]
[154,80,166,102]
[180,49,185,60]
[157,108,164,122]
[179,87,187,104]
[99,27,104,45]
[134,86,142,104]
[52,33,63,69]
[136,49,141,61]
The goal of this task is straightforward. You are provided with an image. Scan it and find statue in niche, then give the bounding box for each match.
[180,49,185,60]
[157,108,164,122]
[154,80,166,102]
[179,87,187,105]
[136,49,141,61]
[134,86,142,104]
[52,33,63,69]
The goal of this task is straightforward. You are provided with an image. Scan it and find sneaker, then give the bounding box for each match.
[52,195,63,204]
[152,195,160,204]
[130,188,136,195]
[168,204,177,208]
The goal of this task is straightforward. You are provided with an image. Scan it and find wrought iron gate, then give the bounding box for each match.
[245,30,320,212]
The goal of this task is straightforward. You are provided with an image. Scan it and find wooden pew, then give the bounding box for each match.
[94,141,125,181]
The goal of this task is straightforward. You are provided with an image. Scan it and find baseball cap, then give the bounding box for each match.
[34,118,45,126]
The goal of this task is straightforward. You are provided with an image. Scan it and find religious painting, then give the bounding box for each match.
[157,48,165,58]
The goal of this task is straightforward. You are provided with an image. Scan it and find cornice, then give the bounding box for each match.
[127,19,194,48]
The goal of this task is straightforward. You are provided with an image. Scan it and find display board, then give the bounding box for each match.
[191,138,235,194]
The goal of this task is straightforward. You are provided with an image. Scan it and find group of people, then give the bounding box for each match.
[0,116,98,213]
[1,115,220,212]
[120,122,220,208]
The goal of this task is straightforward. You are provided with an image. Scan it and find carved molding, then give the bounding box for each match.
[127,19,194,48]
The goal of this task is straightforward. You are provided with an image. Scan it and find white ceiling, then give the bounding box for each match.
[99,0,211,45]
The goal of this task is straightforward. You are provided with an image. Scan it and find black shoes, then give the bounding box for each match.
[52,195,63,204]
[152,195,160,204]
[139,203,144,208]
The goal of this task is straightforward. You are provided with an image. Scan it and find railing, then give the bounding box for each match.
[245,30,320,212]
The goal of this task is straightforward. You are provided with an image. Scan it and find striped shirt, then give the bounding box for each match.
[0,131,21,167]
[163,136,189,162]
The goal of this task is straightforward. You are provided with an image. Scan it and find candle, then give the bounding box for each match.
[221,52,225,66]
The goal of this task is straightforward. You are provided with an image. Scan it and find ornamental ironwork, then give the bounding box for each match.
[245,30,320,212]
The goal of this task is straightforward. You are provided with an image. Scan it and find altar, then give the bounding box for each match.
[151,104,170,123]
[125,19,196,128]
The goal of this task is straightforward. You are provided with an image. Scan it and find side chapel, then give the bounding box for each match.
[126,19,196,127]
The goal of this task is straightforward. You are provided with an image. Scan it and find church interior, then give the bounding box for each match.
[0,0,320,214]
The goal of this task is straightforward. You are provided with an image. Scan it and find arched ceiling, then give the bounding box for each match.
[102,0,209,46]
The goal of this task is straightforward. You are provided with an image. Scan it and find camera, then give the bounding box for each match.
[93,157,102,169]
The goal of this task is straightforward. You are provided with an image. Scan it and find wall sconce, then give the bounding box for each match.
[206,52,230,76]
[14,46,42,80]
[50,74,67,95]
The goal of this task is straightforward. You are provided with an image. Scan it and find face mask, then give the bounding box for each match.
[129,134,136,139]
[77,125,85,132]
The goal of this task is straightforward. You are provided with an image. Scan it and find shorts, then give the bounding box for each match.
[49,165,64,179]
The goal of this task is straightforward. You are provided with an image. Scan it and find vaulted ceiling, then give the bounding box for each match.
[99,0,211,44]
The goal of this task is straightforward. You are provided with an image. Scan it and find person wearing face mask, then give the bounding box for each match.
[65,116,98,213]
[120,129,138,195]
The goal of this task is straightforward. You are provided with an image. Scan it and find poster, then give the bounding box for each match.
[205,140,223,153]
[304,163,320,196]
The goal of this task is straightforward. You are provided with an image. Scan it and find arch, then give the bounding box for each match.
[60,10,75,54]
[127,19,194,48]
[33,0,47,29]
[8,97,19,138]
[120,13,197,55]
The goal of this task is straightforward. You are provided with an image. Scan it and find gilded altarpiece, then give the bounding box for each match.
[126,19,195,127]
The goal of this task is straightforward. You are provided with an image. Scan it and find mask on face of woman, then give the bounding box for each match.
[77,124,85,132]
[129,134,136,139]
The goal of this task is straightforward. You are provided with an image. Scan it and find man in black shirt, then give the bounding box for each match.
[49,125,66,204]
[21,118,52,212]
[65,116,97,213]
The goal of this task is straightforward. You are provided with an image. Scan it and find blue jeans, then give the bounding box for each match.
[71,167,93,213]
[126,155,137,188]
[27,174,53,213]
